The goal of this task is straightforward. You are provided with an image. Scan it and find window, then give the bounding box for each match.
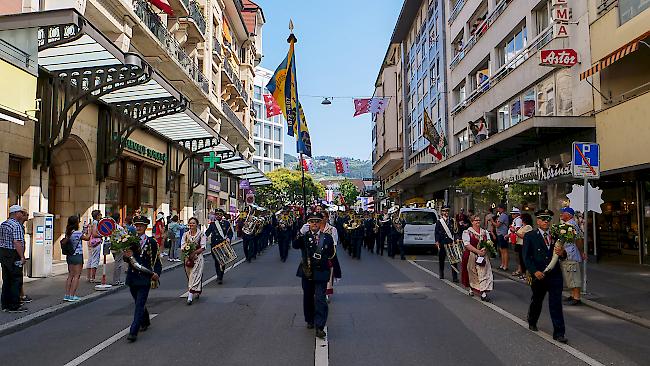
[253,122,261,137]
[536,75,555,116]
[263,162,271,172]
[264,124,272,139]
[254,160,261,169]
[501,25,527,67]
[510,98,521,126]
[142,165,158,217]
[456,129,470,152]
[534,1,550,36]
[105,161,121,219]
[253,102,262,119]
[555,68,573,116]
[274,163,281,171]
[497,104,510,131]
[254,141,262,156]
[254,85,262,100]
[523,88,535,118]
[8,157,21,210]
[273,145,281,160]
[264,143,271,158]
[619,0,650,24]
[273,127,281,142]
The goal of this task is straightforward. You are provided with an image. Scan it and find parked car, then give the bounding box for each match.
[400,207,439,251]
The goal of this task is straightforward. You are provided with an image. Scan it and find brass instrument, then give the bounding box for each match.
[242,205,262,236]
[277,211,292,230]
[343,212,362,231]
[390,206,404,234]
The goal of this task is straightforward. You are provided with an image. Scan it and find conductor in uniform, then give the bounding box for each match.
[523,209,568,343]
[434,205,458,282]
[124,215,162,343]
[293,212,335,339]
[205,209,233,284]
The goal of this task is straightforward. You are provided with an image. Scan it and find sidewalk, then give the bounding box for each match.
[490,250,650,327]
[0,239,242,336]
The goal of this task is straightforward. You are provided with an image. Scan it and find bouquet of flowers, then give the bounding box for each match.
[478,239,497,258]
[109,227,139,252]
[181,240,197,268]
[543,223,577,272]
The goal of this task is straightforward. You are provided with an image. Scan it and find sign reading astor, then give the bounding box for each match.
[540,49,578,67]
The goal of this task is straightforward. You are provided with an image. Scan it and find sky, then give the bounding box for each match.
[255,0,403,161]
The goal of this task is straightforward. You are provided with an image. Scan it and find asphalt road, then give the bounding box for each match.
[0,244,648,366]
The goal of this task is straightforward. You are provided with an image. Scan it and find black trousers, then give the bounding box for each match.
[0,248,22,310]
[301,278,328,329]
[365,234,375,253]
[437,245,458,281]
[209,244,225,280]
[243,237,255,261]
[352,238,362,259]
[528,275,566,338]
[387,235,395,257]
[129,284,151,336]
[278,239,290,261]
[376,232,384,255]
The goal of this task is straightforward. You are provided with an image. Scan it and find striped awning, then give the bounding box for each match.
[580,31,649,80]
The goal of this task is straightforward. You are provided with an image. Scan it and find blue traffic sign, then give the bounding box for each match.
[572,142,600,178]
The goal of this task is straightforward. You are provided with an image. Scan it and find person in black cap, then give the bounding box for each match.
[293,212,335,339]
[205,209,233,284]
[276,206,293,262]
[124,215,162,343]
[435,205,459,282]
[523,209,568,343]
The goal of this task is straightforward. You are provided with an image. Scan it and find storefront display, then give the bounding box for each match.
[104,158,158,226]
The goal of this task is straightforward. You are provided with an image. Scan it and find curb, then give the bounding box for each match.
[0,239,242,338]
[490,267,650,330]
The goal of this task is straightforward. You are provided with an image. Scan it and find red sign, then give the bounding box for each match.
[97,218,116,237]
[540,49,578,67]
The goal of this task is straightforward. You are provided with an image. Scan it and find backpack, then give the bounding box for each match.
[61,236,75,256]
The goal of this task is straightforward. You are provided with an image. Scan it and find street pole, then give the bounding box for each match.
[583,177,588,294]
[299,153,307,221]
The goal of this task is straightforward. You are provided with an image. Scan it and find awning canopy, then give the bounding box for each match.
[580,30,650,80]
[218,155,270,185]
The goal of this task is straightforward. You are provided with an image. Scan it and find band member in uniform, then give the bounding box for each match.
[293,212,335,339]
[276,207,293,262]
[388,209,406,260]
[124,215,161,343]
[348,214,364,260]
[181,217,207,305]
[239,211,255,263]
[434,205,458,282]
[523,209,568,343]
[363,212,376,254]
[206,209,233,284]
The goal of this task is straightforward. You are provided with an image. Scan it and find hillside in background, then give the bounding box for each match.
[284,154,372,180]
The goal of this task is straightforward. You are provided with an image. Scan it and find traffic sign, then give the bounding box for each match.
[97,218,116,237]
[572,142,600,179]
[203,151,222,169]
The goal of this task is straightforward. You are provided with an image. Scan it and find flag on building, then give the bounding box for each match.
[263,94,282,118]
[423,110,444,161]
[334,158,350,174]
[300,158,313,171]
[148,0,173,15]
[266,33,312,157]
[353,97,390,117]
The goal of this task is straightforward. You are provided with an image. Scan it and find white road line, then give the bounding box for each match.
[315,326,329,366]
[179,258,247,297]
[408,260,605,366]
[63,314,159,366]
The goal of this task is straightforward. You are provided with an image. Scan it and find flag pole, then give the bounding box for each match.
[300,154,307,220]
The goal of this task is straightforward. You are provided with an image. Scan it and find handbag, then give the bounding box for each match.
[475,256,486,266]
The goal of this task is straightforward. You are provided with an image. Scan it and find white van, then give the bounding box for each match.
[400,207,439,249]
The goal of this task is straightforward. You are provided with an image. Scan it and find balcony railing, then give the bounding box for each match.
[221,100,248,138]
[450,26,554,116]
[133,0,209,94]
[213,37,222,58]
[188,1,207,36]
[448,0,465,25]
[223,59,248,104]
[450,0,512,70]
[597,0,618,15]
[0,38,33,71]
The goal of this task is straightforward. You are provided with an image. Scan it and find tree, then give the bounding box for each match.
[456,177,504,213]
[254,168,325,210]
[339,179,360,207]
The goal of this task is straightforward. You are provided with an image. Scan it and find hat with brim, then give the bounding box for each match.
[215,209,225,215]
[307,212,323,222]
[133,215,150,226]
[9,205,26,214]
[510,207,521,214]
[534,209,554,219]
[561,207,575,216]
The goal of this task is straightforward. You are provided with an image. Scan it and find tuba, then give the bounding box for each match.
[389,206,404,234]
[344,212,362,231]
[242,206,261,236]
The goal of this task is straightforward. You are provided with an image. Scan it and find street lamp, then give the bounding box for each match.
[321,97,332,105]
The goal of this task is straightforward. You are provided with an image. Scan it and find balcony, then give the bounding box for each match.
[222,59,249,105]
[221,100,249,139]
[133,0,209,94]
[450,0,511,70]
[212,36,223,63]
[168,0,190,17]
[449,0,465,25]
[450,26,553,116]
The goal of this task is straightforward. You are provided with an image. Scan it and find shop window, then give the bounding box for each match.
[523,88,536,118]
[555,69,573,116]
[166,171,179,215]
[8,157,22,211]
[220,174,229,191]
[619,0,650,24]
[536,75,555,116]
[105,161,122,220]
[126,161,138,183]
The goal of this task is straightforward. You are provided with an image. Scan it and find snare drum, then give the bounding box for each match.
[444,240,465,264]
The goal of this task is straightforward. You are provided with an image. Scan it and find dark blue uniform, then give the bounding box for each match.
[350,225,364,259]
[434,216,458,281]
[205,219,233,282]
[276,220,293,262]
[388,219,406,259]
[293,230,335,331]
[125,234,162,339]
[523,229,566,339]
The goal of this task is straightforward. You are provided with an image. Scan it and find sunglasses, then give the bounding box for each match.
[539,217,551,222]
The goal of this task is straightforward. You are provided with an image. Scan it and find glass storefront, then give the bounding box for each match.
[597,180,641,263]
[105,158,158,225]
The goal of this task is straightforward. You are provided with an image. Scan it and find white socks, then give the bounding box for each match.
[188,293,193,301]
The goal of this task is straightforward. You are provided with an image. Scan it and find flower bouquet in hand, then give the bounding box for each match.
[543,223,576,272]
[109,228,139,252]
[181,240,197,268]
[478,239,497,258]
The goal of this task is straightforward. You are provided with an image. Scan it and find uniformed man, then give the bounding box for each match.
[435,205,459,282]
[363,211,376,254]
[523,209,568,344]
[388,212,406,260]
[124,215,162,343]
[349,213,364,260]
[293,212,335,339]
[276,207,293,262]
[205,209,233,284]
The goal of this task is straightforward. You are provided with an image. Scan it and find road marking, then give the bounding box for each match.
[179,258,246,297]
[63,314,159,366]
[315,326,328,366]
[408,260,606,366]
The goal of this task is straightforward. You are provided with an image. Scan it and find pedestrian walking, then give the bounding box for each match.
[493,204,510,271]
[206,209,233,285]
[124,215,161,343]
[167,215,181,262]
[435,205,459,282]
[559,207,586,306]
[64,215,90,301]
[460,215,494,301]
[513,213,533,278]
[0,205,29,313]
[523,209,568,343]
[293,212,335,339]
[110,213,126,286]
[182,217,206,305]
[86,210,103,283]
[509,208,523,274]
[484,207,496,241]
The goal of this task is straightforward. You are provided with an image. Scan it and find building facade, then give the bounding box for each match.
[252,66,284,173]
[0,0,270,271]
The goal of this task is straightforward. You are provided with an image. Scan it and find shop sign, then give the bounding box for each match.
[551,0,570,39]
[537,162,572,181]
[239,180,250,189]
[120,136,167,164]
[207,178,221,192]
[540,49,578,67]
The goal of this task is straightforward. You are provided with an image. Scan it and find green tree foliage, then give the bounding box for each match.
[254,168,325,210]
[339,179,360,206]
[457,177,505,213]
[507,183,540,210]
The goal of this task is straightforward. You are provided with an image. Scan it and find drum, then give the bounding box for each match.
[211,240,238,269]
[444,240,465,264]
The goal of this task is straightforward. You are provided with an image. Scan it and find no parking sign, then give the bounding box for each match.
[97,218,116,237]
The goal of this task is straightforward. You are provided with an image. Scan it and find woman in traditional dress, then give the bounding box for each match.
[460,214,494,302]
[181,217,206,305]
